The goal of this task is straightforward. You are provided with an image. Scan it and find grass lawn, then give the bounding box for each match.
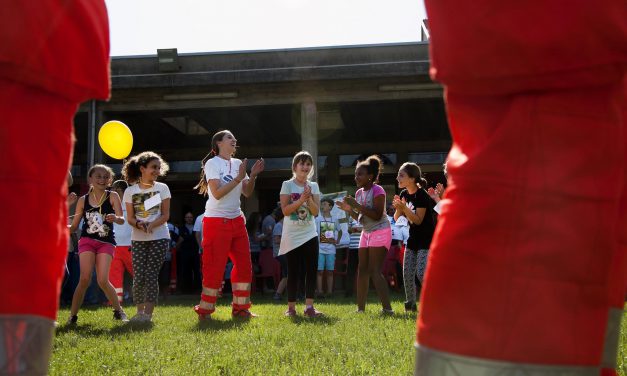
[52,292,417,375]
[51,294,627,375]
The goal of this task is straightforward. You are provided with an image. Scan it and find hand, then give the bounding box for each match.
[335,200,352,212]
[145,221,156,234]
[250,158,265,178]
[136,220,149,233]
[105,213,116,223]
[344,196,359,209]
[301,184,312,202]
[236,158,247,182]
[67,192,78,206]
[435,183,445,198]
[392,196,404,210]
[427,187,439,202]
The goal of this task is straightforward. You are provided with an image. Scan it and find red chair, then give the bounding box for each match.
[253,249,281,293]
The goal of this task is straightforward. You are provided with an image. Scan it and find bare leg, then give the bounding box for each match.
[368,247,392,311]
[356,248,370,311]
[69,252,96,316]
[95,253,123,312]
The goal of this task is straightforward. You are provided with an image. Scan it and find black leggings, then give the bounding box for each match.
[286,236,319,302]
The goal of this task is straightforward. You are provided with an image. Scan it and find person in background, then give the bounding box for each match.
[109,180,134,306]
[261,208,278,249]
[344,217,362,298]
[177,212,201,294]
[272,210,288,301]
[315,198,342,298]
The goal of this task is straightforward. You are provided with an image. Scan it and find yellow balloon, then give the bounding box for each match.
[98,121,133,159]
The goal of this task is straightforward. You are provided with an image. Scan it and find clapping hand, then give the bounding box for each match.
[301,184,312,202]
[236,159,248,182]
[250,158,265,178]
[392,195,406,210]
[435,183,445,198]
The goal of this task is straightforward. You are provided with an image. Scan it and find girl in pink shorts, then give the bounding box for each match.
[67,164,129,325]
[337,155,393,314]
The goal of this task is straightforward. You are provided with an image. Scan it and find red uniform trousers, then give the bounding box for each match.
[198,216,252,313]
[416,0,626,374]
[0,2,109,372]
[109,246,134,304]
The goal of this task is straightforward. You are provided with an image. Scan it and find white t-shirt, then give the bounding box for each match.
[193,214,204,251]
[337,217,350,247]
[113,207,132,246]
[316,213,340,255]
[203,156,248,219]
[123,182,171,242]
[278,179,320,255]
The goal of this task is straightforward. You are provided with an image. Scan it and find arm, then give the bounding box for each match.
[105,191,125,225]
[403,206,426,225]
[146,198,170,233]
[208,178,241,200]
[195,231,202,248]
[68,196,85,233]
[336,199,359,221]
[350,194,386,221]
[125,202,141,229]
[307,194,320,217]
[280,193,307,216]
[242,158,264,198]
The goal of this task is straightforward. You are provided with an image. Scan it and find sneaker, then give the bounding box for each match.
[66,315,78,326]
[232,309,257,319]
[273,293,282,301]
[129,313,150,323]
[404,301,417,312]
[113,310,129,322]
[284,308,297,317]
[303,306,324,318]
[381,308,395,316]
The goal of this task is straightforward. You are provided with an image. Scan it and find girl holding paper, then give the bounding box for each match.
[122,151,171,322]
[392,162,436,313]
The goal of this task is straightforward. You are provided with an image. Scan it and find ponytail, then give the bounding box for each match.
[194,152,213,196]
[357,155,383,183]
[418,177,428,189]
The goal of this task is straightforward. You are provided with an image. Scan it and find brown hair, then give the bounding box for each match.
[195,130,234,196]
[121,151,169,184]
[291,151,314,179]
[399,162,428,188]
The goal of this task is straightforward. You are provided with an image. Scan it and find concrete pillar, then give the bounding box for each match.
[87,101,105,166]
[300,100,318,181]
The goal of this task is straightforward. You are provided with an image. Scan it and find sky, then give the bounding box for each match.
[105,0,427,57]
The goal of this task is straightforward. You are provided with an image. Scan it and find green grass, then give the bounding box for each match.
[51,296,627,375]
[51,293,417,375]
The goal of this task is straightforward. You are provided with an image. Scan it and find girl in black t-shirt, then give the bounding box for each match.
[392,162,436,313]
[67,164,128,325]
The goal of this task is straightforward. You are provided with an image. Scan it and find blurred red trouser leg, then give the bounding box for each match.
[0,78,76,374]
[415,83,626,375]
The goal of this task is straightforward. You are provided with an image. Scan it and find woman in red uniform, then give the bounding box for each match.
[416,1,626,374]
[0,1,110,374]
